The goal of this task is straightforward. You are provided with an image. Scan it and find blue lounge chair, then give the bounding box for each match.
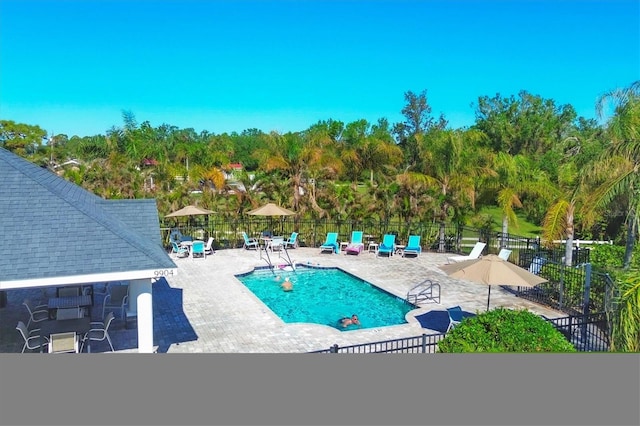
[191,240,206,260]
[283,232,299,249]
[242,232,259,250]
[402,235,422,257]
[446,306,464,332]
[377,234,396,258]
[171,241,189,259]
[320,232,339,254]
[345,231,364,255]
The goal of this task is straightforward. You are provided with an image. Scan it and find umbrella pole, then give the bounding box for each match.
[487,285,491,311]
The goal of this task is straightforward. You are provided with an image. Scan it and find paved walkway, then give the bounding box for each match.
[0,248,564,353]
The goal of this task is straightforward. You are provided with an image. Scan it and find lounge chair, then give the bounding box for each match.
[204,237,215,255]
[344,231,364,255]
[447,242,486,263]
[377,234,396,258]
[191,240,206,260]
[242,232,259,250]
[171,241,189,259]
[528,256,546,275]
[283,232,298,249]
[402,235,422,257]
[498,248,512,261]
[446,306,464,332]
[320,232,339,254]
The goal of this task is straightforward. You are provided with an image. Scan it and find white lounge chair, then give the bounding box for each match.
[447,242,486,263]
[529,256,547,275]
[498,248,512,261]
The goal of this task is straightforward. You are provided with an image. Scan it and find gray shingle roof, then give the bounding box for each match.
[0,148,177,286]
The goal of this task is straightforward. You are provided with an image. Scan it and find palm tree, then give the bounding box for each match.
[586,81,640,269]
[542,162,582,265]
[418,129,494,250]
[609,269,640,352]
[483,152,551,238]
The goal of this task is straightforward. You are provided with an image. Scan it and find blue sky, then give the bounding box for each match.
[1,0,638,138]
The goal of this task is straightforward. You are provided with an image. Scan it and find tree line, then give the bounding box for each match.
[1,83,638,268]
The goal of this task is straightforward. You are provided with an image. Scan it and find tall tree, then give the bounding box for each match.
[393,90,447,168]
[541,121,606,265]
[0,120,47,157]
[482,152,552,237]
[417,128,493,249]
[583,81,640,268]
[473,91,577,157]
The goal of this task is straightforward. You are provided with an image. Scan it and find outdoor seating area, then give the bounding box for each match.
[4,282,134,353]
[0,246,569,354]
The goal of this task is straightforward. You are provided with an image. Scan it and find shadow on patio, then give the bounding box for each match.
[108,278,198,353]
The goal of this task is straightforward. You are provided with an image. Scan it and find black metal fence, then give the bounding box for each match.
[309,312,610,353]
[309,333,446,354]
[542,312,610,352]
[161,218,465,253]
[161,218,592,263]
[512,258,615,315]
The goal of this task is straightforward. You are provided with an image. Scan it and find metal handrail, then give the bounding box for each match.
[406,279,441,305]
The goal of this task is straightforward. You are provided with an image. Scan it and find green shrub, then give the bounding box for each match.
[590,244,640,275]
[590,244,626,271]
[437,308,577,353]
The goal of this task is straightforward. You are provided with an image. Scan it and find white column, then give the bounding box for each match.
[128,279,154,353]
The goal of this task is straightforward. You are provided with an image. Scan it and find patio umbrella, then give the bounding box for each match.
[246,203,296,236]
[439,254,548,311]
[415,309,476,333]
[165,205,215,218]
[246,203,295,216]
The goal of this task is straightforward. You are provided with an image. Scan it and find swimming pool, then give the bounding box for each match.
[235,265,415,331]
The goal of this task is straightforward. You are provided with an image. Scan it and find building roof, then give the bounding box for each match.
[0,148,177,290]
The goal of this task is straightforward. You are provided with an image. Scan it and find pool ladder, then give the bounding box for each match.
[406,279,441,305]
[260,244,296,273]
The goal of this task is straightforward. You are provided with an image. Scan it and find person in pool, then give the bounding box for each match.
[281,277,293,291]
[340,314,360,328]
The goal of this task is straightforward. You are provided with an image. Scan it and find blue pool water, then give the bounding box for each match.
[235,265,415,331]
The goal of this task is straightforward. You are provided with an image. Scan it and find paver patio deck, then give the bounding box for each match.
[0,248,564,353]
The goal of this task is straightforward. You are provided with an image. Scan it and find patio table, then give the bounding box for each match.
[48,294,93,318]
[38,317,92,353]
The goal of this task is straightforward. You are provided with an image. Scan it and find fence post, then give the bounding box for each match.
[581,263,592,349]
[558,265,564,310]
[421,334,427,353]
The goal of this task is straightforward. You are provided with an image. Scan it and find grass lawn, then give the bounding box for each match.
[475,207,543,238]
